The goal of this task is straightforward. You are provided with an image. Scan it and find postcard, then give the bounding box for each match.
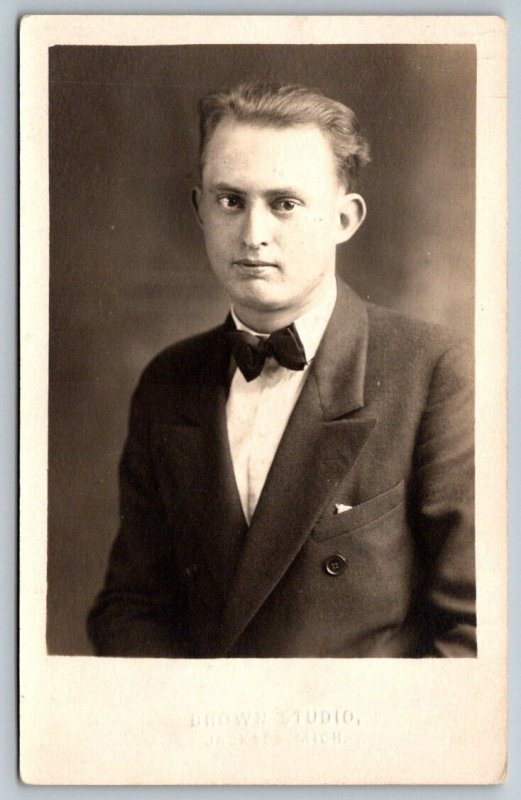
[19,14,507,784]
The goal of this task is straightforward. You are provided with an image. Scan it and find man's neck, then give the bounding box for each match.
[233,279,337,334]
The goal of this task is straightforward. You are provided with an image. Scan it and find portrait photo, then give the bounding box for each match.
[46,41,476,659]
[20,15,507,785]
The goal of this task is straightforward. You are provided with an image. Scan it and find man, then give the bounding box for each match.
[87,82,475,658]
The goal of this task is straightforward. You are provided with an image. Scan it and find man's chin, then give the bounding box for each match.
[230,284,287,313]
[232,295,287,317]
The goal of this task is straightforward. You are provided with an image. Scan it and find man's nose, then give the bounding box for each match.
[241,205,271,249]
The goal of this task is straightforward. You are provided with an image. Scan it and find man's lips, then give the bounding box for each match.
[232,259,278,267]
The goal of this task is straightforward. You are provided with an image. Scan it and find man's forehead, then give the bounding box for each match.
[202,119,338,186]
[205,118,331,153]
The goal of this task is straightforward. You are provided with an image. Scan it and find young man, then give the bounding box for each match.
[87,83,475,658]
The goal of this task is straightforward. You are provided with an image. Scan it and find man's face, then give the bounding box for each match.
[194,119,364,328]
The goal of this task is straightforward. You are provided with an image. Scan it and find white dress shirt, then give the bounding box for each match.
[226,282,337,524]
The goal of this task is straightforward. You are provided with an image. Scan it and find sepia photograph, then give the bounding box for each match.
[48,43,476,660]
[19,15,507,785]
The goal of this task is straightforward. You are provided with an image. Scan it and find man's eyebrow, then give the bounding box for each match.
[209,183,305,197]
[264,187,304,198]
[209,183,246,194]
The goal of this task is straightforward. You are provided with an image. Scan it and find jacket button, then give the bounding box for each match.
[323,554,347,576]
[184,563,198,579]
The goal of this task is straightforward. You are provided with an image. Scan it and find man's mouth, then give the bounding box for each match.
[232,259,277,268]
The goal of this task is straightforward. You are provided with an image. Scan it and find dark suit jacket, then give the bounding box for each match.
[87,281,476,658]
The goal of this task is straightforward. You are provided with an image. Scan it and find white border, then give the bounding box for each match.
[19,15,507,785]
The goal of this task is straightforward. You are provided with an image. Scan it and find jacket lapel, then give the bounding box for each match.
[216,283,377,653]
[158,324,248,597]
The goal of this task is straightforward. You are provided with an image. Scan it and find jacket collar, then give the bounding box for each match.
[312,278,369,420]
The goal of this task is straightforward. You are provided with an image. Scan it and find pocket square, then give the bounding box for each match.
[335,503,353,514]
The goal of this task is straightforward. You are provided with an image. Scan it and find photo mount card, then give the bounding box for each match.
[19,14,507,786]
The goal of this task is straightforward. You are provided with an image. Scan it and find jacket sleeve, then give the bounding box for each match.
[413,340,477,657]
[86,376,190,657]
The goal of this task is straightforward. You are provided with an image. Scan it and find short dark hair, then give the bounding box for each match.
[198,81,371,189]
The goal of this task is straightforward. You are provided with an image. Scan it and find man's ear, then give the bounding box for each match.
[336,193,367,245]
[191,186,204,228]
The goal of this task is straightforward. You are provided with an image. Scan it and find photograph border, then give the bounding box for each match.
[15,7,506,783]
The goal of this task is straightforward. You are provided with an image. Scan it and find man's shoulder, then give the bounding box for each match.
[138,323,226,386]
[338,279,464,355]
[364,298,467,361]
[360,297,473,391]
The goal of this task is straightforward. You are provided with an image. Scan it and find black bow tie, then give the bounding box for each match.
[226,323,307,382]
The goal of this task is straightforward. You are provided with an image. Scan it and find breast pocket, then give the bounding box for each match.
[311,479,405,541]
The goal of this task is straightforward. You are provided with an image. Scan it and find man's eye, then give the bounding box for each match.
[218,195,243,210]
[273,199,298,213]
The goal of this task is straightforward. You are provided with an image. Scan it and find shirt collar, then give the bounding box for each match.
[230,278,337,364]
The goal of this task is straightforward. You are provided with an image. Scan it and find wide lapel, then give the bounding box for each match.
[158,322,248,597]
[217,283,377,653]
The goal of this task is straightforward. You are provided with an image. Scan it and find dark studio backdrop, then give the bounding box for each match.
[47,44,476,655]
